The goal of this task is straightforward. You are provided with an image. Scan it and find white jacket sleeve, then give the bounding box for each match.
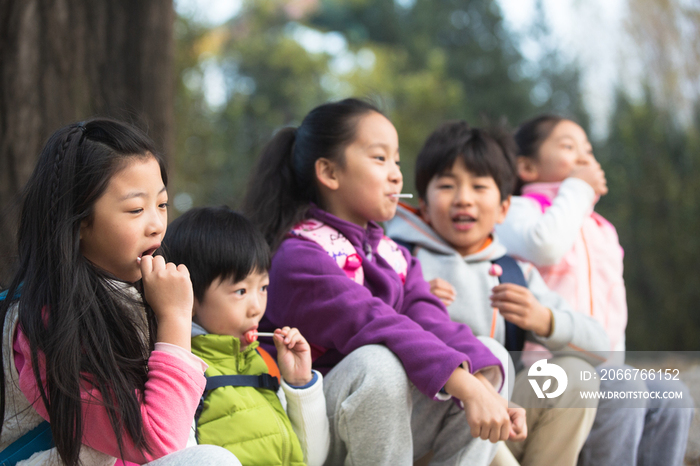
[280,371,330,466]
[496,178,596,266]
[520,262,609,365]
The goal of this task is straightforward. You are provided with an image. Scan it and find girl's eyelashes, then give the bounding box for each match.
[159,202,169,208]
[373,155,386,162]
[129,208,144,214]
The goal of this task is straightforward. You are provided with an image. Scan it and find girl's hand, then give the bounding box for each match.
[490,283,552,337]
[507,403,528,442]
[570,160,608,196]
[428,278,457,306]
[140,255,193,350]
[445,368,511,443]
[273,327,313,386]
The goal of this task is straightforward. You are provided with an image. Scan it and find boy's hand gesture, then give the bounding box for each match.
[273,327,313,386]
[428,278,457,306]
[490,283,552,337]
[507,403,527,442]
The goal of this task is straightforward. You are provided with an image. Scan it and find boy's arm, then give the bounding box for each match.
[496,178,595,266]
[399,252,504,391]
[521,263,609,364]
[281,372,330,466]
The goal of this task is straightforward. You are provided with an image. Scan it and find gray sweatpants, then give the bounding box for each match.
[323,344,503,466]
[577,364,694,466]
[146,445,240,465]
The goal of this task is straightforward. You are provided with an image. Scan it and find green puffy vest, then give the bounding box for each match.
[192,334,306,466]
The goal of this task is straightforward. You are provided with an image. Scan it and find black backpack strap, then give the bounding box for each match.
[195,373,281,438]
[205,374,280,392]
[392,238,415,255]
[492,256,527,354]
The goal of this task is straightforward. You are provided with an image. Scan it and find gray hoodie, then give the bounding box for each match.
[385,205,609,366]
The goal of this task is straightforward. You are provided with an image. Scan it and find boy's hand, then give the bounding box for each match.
[273,327,313,387]
[507,403,527,442]
[140,255,193,350]
[490,283,552,337]
[570,159,608,196]
[428,278,457,306]
[445,368,511,443]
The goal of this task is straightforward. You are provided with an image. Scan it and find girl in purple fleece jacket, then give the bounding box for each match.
[243,98,526,465]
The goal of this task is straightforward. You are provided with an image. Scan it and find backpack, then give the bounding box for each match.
[289,219,408,285]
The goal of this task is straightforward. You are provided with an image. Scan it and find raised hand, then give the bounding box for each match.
[570,159,608,196]
[139,255,193,350]
[273,327,313,387]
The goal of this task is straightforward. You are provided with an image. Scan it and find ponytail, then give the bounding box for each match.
[243,98,382,250]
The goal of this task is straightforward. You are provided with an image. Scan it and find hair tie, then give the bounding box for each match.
[76,121,87,144]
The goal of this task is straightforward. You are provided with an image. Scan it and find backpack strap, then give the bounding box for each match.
[256,347,281,383]
[0,421,54,466]
[195,347,282,432]
[290,219,364,285]
[204,374,280,393]
[377,236,408,284]
[290,220,408,285]
[521,192,552,213]
[491,256,527,354]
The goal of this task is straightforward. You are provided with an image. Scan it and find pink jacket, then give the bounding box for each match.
[13,327,206,464]
[496,180,627,352]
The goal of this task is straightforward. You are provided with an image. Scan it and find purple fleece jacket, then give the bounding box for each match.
[260,206,503,398]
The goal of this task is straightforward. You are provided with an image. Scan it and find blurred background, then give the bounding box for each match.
[1,0,699,352]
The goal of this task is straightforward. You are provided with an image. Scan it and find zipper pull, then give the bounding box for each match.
[364,242,373,261]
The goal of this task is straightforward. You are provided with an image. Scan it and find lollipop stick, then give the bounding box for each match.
[391,193,413,198]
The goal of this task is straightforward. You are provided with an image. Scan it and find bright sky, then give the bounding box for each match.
[175,0,628,138]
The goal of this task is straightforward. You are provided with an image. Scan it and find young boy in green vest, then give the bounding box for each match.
[163,206,329,466]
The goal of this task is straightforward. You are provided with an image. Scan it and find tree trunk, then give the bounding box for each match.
[0,0,174,284]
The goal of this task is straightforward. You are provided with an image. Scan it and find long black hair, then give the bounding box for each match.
[0,118,166,465]
[513,114,565,194]
[242,98,383,250]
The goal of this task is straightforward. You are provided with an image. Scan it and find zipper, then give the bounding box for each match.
[581,229,594,316]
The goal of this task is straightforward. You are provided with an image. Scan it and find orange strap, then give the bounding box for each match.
[257,347,281,383]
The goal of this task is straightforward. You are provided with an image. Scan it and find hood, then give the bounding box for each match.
[192,321,208,338]
[385,204,507,262]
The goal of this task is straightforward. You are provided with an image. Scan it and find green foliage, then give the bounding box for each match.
[173,0,700,350]
[596,91,700,350]
[173,0,584,209]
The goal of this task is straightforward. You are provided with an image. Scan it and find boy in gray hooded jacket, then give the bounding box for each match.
[386,121,609,466]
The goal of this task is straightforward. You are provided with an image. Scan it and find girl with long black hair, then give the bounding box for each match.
[0,119,235,465]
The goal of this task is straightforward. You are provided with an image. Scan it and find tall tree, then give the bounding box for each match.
[0,0,175,284]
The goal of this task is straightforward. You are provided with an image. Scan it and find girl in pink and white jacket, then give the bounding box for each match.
[0,119,237,466]
[496,115,693,466]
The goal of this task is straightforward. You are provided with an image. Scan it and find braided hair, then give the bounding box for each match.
[0,118,167,465]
